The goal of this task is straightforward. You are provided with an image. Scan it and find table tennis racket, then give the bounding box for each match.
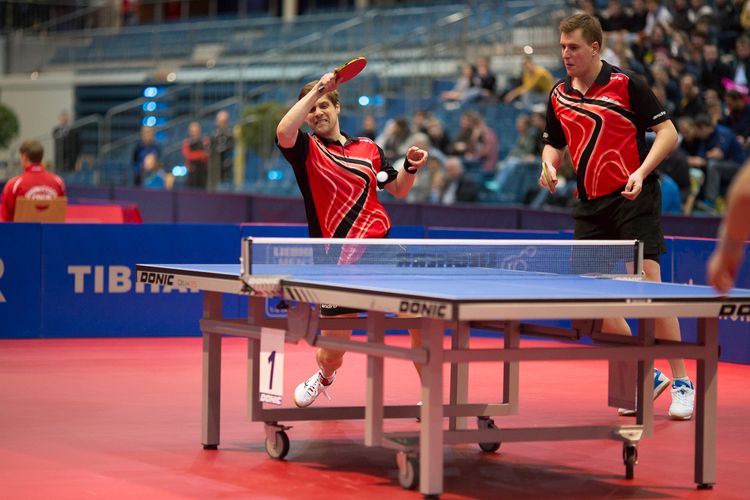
[318,56,367,92]
[541,160,556,194]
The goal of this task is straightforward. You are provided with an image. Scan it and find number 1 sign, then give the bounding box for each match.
[259,327,285,405]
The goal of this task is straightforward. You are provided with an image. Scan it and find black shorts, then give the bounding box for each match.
[573,176,665,264]
[317,233,394,317]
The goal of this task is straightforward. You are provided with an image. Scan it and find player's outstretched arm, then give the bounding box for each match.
[707,159,750,292]
[385,146,428,198]
[276,72,336,148]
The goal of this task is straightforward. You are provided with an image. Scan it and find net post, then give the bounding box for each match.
[241,237,253,277]
[634,240,644,276]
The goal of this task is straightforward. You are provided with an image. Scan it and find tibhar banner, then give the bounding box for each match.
[0,224,43,338]
[0,224,243,338]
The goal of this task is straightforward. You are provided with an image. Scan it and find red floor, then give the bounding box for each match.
[1,336,749,499]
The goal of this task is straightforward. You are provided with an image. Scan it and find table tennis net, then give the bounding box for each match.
[243,238,643,277]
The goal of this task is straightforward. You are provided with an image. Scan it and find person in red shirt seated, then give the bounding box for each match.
[1,139,66,222]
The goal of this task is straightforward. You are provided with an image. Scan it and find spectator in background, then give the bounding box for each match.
[142,153,172,190]
[376,116,411,163]
[1,140,66,222]
[451,111,499,176]
[674,72,706,118]
[600,0,631,33]
[404,133,446,204]
[627,0,648,33]
[440,62,478,109]
[209,110,235,190]
[722,89,750,146]
[729,33,750,92]
[425,117,451,155]
[694,113,748,210]
[436,156,480,204]
[474,56,497,100]
[650,63,681,111]
[357,114,378,140]
[494,114,542,202]
[131,126,161,186]
[700,43,733,97]
[503,55,555,109]
[52,110,80,173]
[182,121,210,189]
[411,109,430,135]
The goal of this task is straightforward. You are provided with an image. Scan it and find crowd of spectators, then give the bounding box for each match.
[422,0,750,214]
[32,0,750,215]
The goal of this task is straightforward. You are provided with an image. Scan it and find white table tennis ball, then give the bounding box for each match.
[376,171,388,183]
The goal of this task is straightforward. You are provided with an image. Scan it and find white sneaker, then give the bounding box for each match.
[293,370,334,408]
[618,368,671,416]
[668,379,695,420]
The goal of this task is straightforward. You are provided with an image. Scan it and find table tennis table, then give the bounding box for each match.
[136,237,750,497]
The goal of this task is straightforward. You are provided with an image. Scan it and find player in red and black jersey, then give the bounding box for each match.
[541,13,694,420]
[276,70,428,408]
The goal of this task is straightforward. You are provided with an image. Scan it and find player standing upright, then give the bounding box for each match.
[540,13,694,419]
[276,69,428,407]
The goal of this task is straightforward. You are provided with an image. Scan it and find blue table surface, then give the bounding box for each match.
[145,263,750,302]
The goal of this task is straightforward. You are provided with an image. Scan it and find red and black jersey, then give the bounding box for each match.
[1,164,66,221]
[543,61,670,200]
[278,131,398,238]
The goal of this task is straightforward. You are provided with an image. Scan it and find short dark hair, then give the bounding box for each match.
[298,81,340,107]
[559,13,603,48]
[694,113,713,128]
[19,140,44,163]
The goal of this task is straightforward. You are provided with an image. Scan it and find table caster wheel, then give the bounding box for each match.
[397,452,419,490]
[265,430,290,459]
[623,444,638,479]
[477,417,501,453]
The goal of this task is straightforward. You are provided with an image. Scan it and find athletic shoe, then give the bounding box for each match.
[618,368,671,416]
[668,379,695,420]
[293,370,334,408]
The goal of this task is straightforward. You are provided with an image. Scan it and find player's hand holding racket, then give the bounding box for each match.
[318,57,368,93]
[540,160,557,193]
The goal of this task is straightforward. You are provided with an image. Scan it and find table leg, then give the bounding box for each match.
[201,291,222,449]
[420,317,444,496]
[695,317,718,488]
[365,311,385,447]
[449,320,470,431]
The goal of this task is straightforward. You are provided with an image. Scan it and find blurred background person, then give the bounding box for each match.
[131,126,161,187]
[502,55,555,109]
[182,121,210,189]
[436,156,480,204]
[141,152,172,190]
[52,110,80,174]
[209,110,235,190]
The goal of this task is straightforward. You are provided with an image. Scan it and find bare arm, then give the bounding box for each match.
[707,159,750,292]
[385,147,429,198]
[622,120,678,200]
[276,72,336,148]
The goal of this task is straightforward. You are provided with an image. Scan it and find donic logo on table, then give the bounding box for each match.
[719,303,750,320]
[399,300,448,318]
